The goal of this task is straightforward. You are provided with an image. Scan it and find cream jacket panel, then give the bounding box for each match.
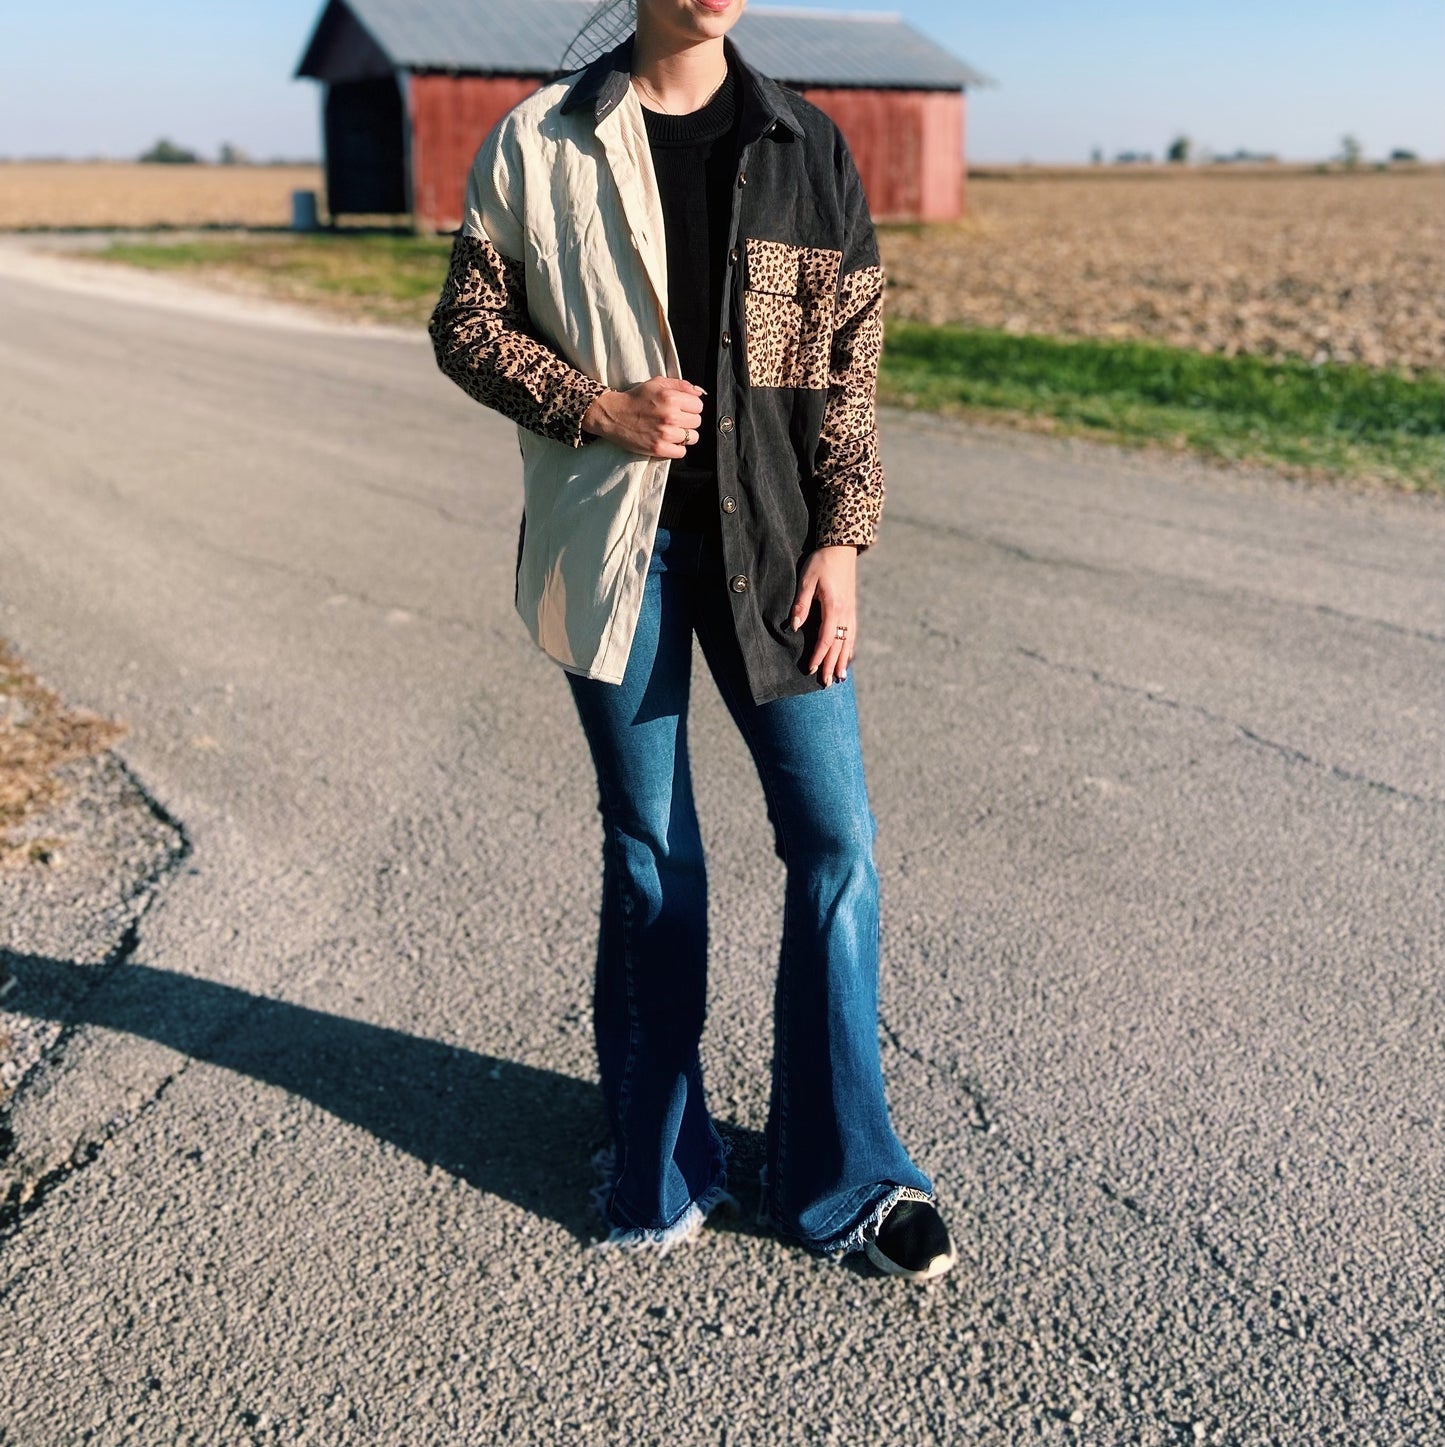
[460,80,679,683]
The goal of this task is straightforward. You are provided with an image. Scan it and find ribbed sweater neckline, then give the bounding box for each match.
[638,62,739,147]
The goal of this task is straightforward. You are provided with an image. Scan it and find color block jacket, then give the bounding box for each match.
[428,35,887,705]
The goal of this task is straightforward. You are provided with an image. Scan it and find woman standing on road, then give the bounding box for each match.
[428,0,954,1282]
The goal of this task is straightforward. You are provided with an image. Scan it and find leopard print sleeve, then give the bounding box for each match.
[812,255,886,550]
[811,137,887,551]
[428,233,607,448]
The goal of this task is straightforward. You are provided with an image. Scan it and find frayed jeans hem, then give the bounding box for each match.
[587,1143,736,1256]
[763,1183,935,1259]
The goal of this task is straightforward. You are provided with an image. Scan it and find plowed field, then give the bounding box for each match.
[882,166,1442,376]
[0,162,324,230]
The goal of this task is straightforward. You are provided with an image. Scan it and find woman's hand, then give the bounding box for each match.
[789,545,859,686]
[581,377,705,458]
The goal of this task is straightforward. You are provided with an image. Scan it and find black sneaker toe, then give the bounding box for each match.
[865,1198,956,1282]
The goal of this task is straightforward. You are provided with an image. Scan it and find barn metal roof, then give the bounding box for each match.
[295,0,991,90]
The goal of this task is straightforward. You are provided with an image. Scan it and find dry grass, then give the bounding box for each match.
[0,640,127,869]
[98,233,450,324]
[882,165,1444,376]
[0,162,325,230]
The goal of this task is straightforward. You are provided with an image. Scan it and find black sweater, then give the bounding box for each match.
[641,61,741,535]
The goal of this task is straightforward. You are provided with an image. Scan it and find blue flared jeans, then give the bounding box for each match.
[564,523,931,1253]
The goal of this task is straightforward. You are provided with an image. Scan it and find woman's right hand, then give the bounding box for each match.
[581,377,705,458]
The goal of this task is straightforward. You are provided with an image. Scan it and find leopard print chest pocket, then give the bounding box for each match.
[741,238,842,390]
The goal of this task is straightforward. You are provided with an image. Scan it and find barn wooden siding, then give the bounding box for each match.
[799,88,964,223]
[408,77,965,232]
[409,73,541,231]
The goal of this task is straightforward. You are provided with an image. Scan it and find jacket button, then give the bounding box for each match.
[729,246,739,264]
[721,331,732,348]
[721,495,738,513]
[729,574,749,593]
[737,171,747,188]
[718,414,734,433]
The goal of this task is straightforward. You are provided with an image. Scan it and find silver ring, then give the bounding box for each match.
[835,624,848,639]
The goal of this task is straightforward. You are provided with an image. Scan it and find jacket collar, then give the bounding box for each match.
[560,33,805,143]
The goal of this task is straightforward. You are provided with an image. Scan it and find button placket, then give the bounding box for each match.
[714,143,753,609]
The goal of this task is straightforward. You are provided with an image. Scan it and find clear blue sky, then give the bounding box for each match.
[1,0,1440,164]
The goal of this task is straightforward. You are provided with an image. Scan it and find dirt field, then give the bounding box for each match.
[2,161,1439,374]
[885,166,1443,375]
[0,162,324,230]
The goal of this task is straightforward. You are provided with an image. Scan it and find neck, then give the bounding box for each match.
[631,28,729,113]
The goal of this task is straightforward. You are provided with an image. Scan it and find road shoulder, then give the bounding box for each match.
[1,749,188,1239]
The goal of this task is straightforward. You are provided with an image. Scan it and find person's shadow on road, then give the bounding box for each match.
[0,951,771,1247]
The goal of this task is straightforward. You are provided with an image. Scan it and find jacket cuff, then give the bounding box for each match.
[551,374,609,448]
[814,471,884,550]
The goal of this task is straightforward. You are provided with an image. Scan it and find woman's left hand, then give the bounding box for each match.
[789,545,858,686]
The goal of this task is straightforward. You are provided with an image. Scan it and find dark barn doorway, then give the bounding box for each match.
[323,77,407,217]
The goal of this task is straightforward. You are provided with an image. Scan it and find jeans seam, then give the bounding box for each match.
[595,789,644,1214]
[585,534,707,1226]
[697,648,800,1218]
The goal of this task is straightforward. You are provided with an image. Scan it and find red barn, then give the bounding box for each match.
[295,0,991,229]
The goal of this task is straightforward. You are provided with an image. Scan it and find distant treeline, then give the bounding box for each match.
[0,147,320,166]
[136,139,318,166]
[1087,134,1422,168]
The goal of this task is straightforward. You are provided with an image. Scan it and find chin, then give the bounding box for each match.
[679,0,745,32]
[639,0,745,43]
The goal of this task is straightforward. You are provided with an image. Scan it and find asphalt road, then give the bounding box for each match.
[0,255,1441,1445]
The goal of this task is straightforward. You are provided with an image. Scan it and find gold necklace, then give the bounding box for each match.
[632,68,727,116]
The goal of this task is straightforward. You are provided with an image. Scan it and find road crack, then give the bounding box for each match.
[1016,645,1436,805]
[0,753,193,1251]
[0,1062,187,1248]
[891,509,1445,646]
[179,527,485,634]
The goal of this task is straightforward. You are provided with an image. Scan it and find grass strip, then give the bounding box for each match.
[879,322,1443,492]
[96,235,1444,491]
[100,233,452,323]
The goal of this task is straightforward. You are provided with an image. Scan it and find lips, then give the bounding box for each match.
[693,0,735,13]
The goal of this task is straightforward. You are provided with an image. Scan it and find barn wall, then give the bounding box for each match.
[959,90,969,218]
[410,72,542,231]
[406,74,966,231]
[797,88,963,222]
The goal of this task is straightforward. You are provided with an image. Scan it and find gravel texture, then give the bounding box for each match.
[1,751,187,1216]
[0,242,1440,1446]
